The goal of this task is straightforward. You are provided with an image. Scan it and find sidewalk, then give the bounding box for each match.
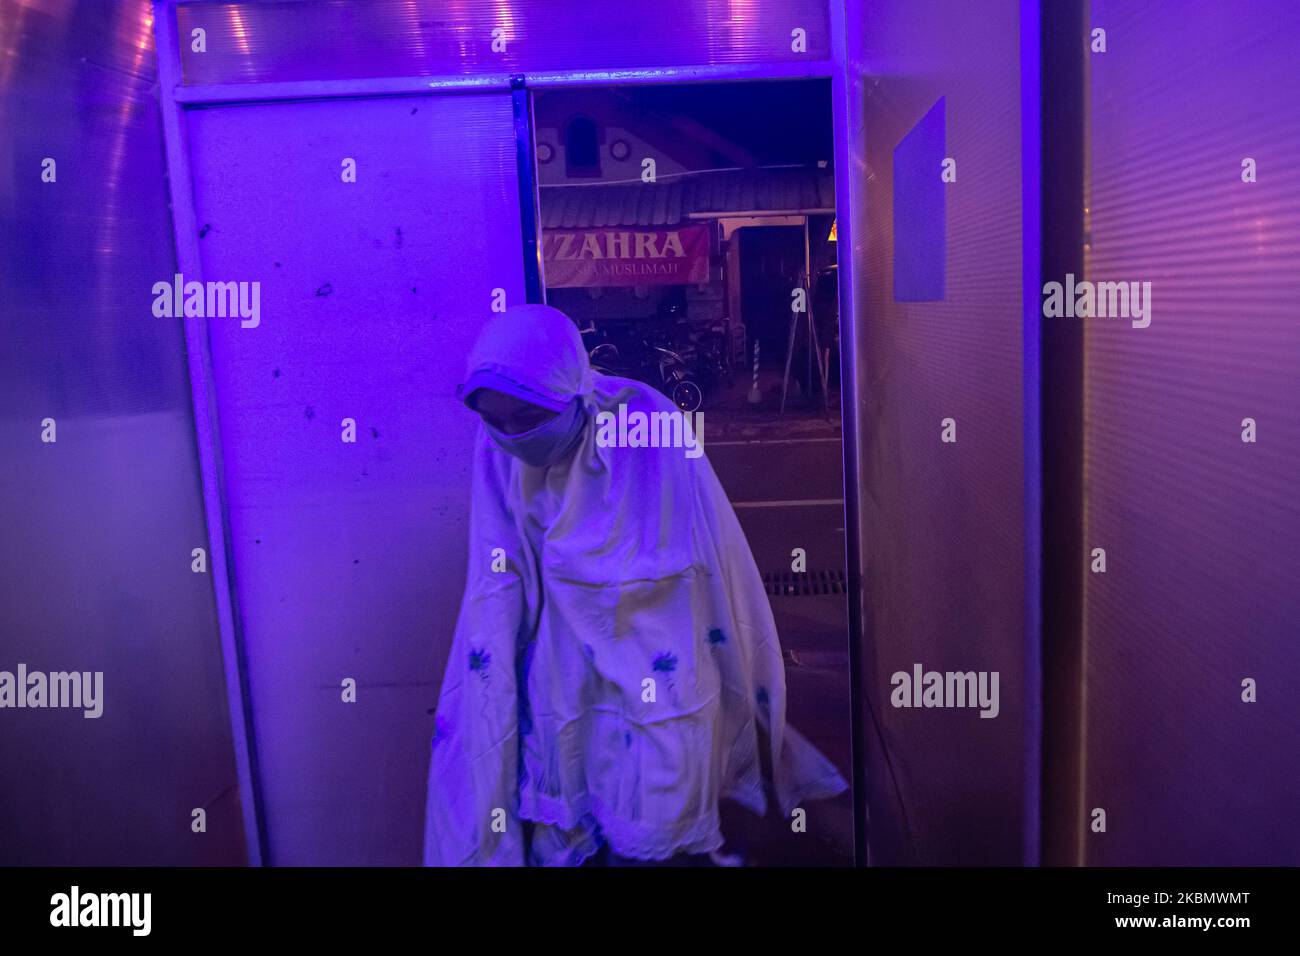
[702,366,843,443]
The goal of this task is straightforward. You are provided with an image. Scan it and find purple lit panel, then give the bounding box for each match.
[892,96,946,301]
[176,0,831,86]
[852,0,1027,864]
[0,0,245,865]
[1081,0,1300,865]
[185,92,524,864]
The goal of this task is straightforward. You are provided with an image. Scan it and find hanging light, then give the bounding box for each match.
[827,218,837,242]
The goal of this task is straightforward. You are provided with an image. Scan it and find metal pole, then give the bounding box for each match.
[829,0,870,868]
[152,0,268,867]
[512,76,546,304]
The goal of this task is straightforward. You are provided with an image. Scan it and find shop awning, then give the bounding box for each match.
[539,165,835,229]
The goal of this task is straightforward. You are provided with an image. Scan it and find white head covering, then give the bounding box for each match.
[459,303,594,412]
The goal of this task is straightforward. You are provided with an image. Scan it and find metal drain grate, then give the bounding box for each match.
[761,568,847,597]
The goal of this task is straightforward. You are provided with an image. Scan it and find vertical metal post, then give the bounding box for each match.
[1019,0,1045,868]
[828,0,870,867]
[152,0,268,867]
[512,75,546,303]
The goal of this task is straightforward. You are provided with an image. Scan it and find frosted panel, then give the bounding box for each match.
[184,92,525,864]
[1079,0,1300,865]
[0,0,245,865]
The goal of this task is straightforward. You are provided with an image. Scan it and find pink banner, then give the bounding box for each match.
[542,224,710,288]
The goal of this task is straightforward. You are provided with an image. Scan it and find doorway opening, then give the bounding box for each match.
[531,79,853,866]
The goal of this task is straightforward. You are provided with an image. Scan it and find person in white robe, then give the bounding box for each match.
[423,303,847,866]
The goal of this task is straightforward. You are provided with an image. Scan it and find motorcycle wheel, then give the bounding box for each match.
[671,380,704,413]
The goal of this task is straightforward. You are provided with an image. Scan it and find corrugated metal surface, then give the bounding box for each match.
[540,165,835,227]
[851,0,1027,865]
[175,0,831,86]
[0,0,245,864]
[1079,0,1300,865]
[183,92,524,864]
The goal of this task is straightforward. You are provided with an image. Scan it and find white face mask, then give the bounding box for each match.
[484,398,586,468]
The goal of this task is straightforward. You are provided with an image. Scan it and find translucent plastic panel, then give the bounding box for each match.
[850,0,1028,865]
[183,92,524,863]
[0,0,245,865]
[176,0,831,86]
[1080,0,1300,865]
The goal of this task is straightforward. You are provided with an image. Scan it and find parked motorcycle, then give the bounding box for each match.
[690,325,733,391]
[586,328,704,413]
[649,342,704,413]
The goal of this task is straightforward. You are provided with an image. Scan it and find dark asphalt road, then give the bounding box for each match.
[704,434,857,865]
